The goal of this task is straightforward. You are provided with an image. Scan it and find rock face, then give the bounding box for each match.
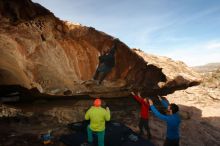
[1,77,220,146]
[0,0,200,98]
[133,49,201,95]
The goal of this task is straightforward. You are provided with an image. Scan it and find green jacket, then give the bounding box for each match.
[85,106,111,132]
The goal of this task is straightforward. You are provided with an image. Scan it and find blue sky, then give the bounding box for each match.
[33,0,220,66]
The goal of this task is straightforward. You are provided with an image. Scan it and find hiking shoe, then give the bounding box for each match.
[128,134,138,142]
[96,80,101,85]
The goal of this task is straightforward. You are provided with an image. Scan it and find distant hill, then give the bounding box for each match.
[192,63,220,73]
[192,62,220,89]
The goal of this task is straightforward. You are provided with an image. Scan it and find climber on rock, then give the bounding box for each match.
[93,38,118,85]
[149,96,181,146]
[85,98,111,146]
[131,91,151,140]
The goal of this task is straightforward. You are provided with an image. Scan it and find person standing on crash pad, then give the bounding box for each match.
[85,98,110,146]
[131,91,151,140]
[93,38,118,85]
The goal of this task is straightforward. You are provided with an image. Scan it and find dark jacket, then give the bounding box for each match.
[99,44,116,68]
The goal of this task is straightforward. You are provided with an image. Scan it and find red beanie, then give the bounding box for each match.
[94,98,101,107]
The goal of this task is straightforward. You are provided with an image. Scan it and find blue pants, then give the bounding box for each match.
[87,126,105,146]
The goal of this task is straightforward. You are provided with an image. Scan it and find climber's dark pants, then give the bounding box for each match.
[93,71,109,84]
[93,64,112,84]
[139,118,151,139]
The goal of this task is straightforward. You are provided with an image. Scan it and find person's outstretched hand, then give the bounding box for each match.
[113,38,119,44]
[137,92,141,97]
[148,99,153,106]
[158,95,163,101]
[106,107,110,111]
[113,37,119,41]
[131,92,135,96]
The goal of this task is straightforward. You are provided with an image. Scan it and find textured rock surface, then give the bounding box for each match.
[133,49,201,95]
[0,64,219,146]
[0,1,219,146]
[0,0,200,99]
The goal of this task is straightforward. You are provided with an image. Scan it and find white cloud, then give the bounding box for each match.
[206,41,220,50]
[161,40,220,66]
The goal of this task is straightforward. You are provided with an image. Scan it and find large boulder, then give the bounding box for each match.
[0,0,201,98]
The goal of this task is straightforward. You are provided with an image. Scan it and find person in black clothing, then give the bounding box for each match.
[93,39,118,84]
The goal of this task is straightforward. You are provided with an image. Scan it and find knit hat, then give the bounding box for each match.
[94,98,101,107]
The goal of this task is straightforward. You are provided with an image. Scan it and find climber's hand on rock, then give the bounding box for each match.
[113,37,119,41]
[131,92,135,96]
[137,92,141,97]
[149,99,153,106]
[158,95,163,101]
